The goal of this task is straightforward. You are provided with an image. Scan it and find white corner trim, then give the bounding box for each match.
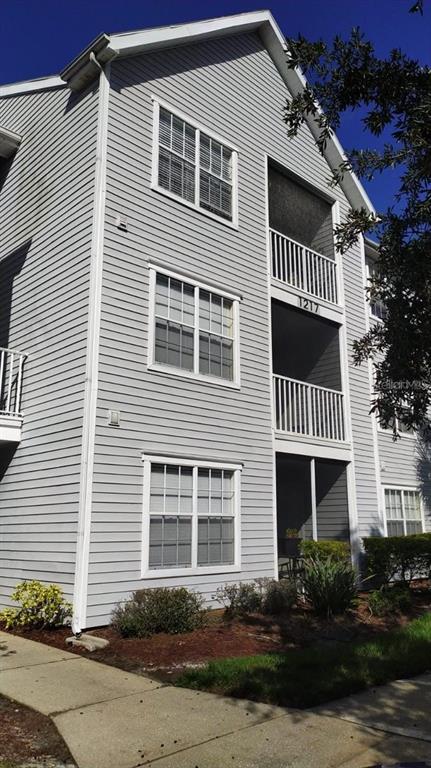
[361,234,386,535]
[72,62,110,634]
[263,154,278,580]
[333,202,360,563]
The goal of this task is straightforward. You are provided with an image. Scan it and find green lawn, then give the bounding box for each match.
[177,612,431,708]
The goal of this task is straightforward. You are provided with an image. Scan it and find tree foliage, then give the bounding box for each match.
[283,3,431,436]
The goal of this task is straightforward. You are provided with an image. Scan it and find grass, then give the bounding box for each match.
[177,612,431,708]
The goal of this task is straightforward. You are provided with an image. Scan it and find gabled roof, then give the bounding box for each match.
[0,10,374,214]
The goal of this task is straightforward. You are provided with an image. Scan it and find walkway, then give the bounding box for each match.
[1,631,430,768]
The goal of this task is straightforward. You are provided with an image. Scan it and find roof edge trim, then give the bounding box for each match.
[0,76,65,98]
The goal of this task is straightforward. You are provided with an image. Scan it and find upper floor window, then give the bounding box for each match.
[152,99,238,226]
[148,265,240,387]
[384,487,423,537]
[366,257,386,321]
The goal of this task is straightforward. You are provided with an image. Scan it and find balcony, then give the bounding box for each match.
[270,229,338,306]
[0,347,27,443]
[273,374,345,443]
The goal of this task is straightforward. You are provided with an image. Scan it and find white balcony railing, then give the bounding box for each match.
[0,347,26,418]
[270,229,338,305]
[273,374,345,442]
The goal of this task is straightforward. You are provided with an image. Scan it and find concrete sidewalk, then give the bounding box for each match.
[1,630,430,768]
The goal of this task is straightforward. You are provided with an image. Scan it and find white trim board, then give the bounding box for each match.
[0,76,65,98]
[72,63,110,634]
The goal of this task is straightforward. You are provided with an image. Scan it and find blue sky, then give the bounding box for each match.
[1,0,429,212]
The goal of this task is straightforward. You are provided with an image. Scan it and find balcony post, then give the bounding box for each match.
[310,458,317,540]
[307,383,313,437]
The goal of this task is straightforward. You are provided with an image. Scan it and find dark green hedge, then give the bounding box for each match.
[363,533,431,585]
[300,539,350,562]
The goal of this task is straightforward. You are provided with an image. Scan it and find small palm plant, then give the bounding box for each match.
[302,556,357,618]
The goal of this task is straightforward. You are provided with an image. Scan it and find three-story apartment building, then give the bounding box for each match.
[1,11,429,631]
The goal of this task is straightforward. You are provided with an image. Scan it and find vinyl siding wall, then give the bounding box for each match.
[0,85,98,605]
[87,31,380,625]
[367,321,431,534]
[378,423,431,533]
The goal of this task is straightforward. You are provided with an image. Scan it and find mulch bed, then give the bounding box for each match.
[3,585,431,683]
[0,694,75,766]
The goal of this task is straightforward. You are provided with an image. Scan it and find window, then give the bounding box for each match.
[372,366,414,437]
[142,457,241,576]
[366,257,386,321]
[152,99,237,225]
[149,266,240,386]
[384,487,423,537]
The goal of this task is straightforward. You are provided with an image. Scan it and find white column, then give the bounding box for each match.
[310,458,317,541]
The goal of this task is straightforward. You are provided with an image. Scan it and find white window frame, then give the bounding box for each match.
[371,364,416,440]
[377,411,416,440]
[141,454,242,578]
[365,257,386,322]
[382,485,425,537]
[151,96,239,229]
[147,263,241,389]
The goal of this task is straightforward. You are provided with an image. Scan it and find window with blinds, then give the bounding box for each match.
[144,459,240,574]
[154,102,236,224]
[151,269,238,385]
[384,488,423,537]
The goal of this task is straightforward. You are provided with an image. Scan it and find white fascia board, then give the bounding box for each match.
[110,10,275,56]
[0,76,65,98]
[0,126,21,158]
[364,236,379,252]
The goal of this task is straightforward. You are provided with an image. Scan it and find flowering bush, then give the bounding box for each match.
[0,580,72,629]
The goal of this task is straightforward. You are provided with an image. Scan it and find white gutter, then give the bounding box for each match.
[72,59,110,635]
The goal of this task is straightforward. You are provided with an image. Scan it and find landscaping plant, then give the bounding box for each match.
[300,539,350,562]
[111,586,206,638]
[261,579,297,616]
[302,557,357,617]
[214,582,262,617]
[363,533,431,585]
[0,580,72,630]
[368,585,413,617]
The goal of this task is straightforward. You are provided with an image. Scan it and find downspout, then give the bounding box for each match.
[72,57,110,635]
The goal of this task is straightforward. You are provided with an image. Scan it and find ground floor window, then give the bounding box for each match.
[384,487,424,537]
[142,456,241,576]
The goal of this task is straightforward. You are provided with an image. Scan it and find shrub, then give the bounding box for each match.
[0,580,72,630]
[302,557,357,618]
[363,533,431,585]
[111,587,206,638]
[261,579,297,615]
[368,585,413,617]
[214,582,262,616]
[300,539,350,562]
